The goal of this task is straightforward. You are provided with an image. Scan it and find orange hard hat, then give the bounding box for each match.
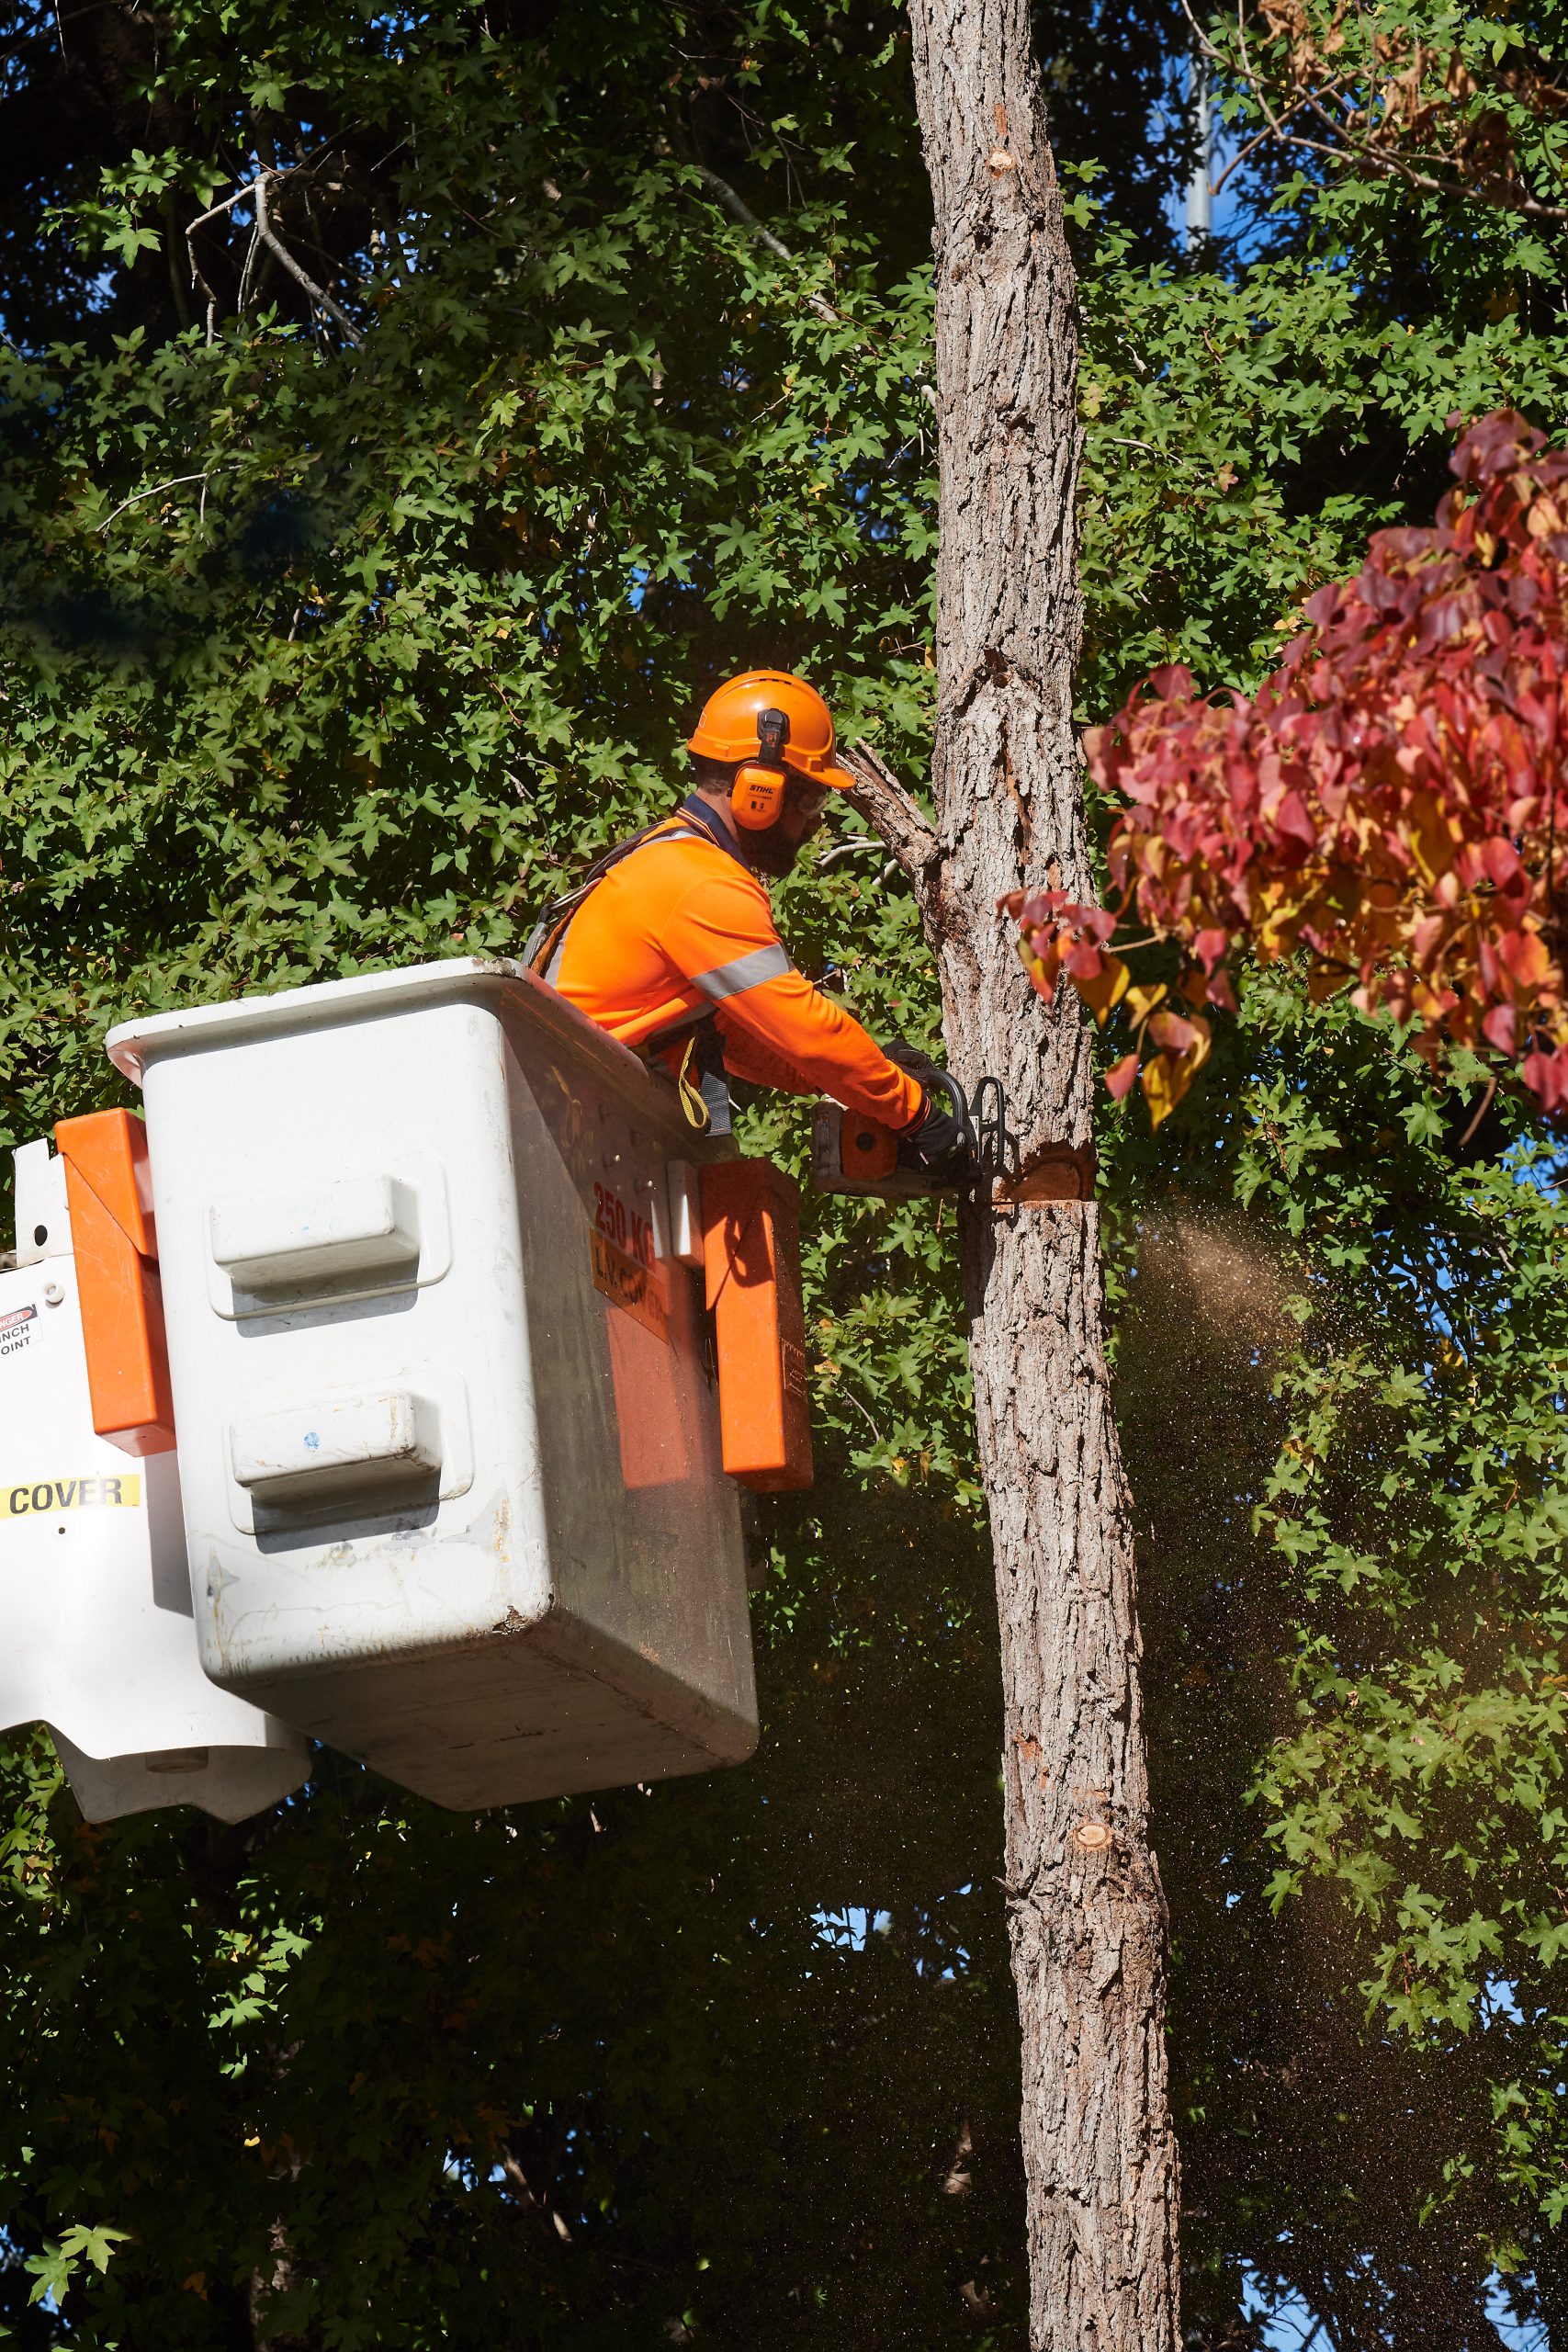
[686,670,854,794]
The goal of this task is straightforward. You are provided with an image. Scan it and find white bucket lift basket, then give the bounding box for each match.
[0,1141,308,1824]
[107,958,759,1811]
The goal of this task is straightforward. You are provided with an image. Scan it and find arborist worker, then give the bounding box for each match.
[525,669,968,1179]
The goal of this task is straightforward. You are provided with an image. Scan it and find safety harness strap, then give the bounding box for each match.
[523,797,756,975]
[521,798,774,1133]
[523,818,704,977]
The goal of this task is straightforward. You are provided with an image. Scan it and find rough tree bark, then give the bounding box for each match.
[843,4,1181,2342]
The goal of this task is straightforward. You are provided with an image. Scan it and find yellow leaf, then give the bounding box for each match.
[1406,790,1455,888]
[1140,1035,1209,1129]
[1141,1052,1183,1128]
[1071,952,1130,1026]
[1122,981,1168,1028]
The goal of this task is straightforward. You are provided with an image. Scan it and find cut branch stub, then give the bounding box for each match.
[835,741,942,899]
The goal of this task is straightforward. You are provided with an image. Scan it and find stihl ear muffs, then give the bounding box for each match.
[731,707,790,831]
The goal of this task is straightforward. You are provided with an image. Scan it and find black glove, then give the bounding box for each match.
[884,1040,974,1185]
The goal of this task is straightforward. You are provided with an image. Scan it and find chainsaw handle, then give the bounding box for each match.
[928,1069,976,1159]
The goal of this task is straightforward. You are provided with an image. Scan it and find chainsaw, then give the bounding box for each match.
[810,1071,1010,1201]
[811,1075,1097,1205]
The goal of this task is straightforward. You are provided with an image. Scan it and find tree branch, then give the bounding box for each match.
[835,741,942,888]
[97,469,220,534]
[254,171,364,345]
[695,165,827,294]
[186,148,375,339]
[1180,0,1568,225]
[186,158,305,290]
[694,165,937,412]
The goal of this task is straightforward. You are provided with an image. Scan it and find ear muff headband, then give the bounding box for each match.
[731,707,791,831]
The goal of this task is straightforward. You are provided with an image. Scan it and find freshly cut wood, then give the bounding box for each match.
[845,2,1180,2340]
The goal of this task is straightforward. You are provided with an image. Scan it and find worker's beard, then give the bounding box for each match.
[745,784,825,877]
[745,826,809,878]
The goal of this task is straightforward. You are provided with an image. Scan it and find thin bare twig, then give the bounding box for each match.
[234,206,264,320]
[1211,104,1314,198]
[1286,85,1568,223]
[696,164,822,288]
[97,469,221,535]
[817,834,883,868]
[1457,1072,1499,1150]
[186,178,269,236]
[1100,435,1208,478]
[837,1379,886,1445]
[694,164,938,412]
[367,195,410,283]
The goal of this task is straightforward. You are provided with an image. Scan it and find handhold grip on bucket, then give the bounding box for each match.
[700,1158,813,1494]
[54,1110,175,1458]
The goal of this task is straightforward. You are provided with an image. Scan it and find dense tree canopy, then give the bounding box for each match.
[3,0,1568,2346]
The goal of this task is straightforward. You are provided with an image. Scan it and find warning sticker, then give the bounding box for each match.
[0,1304,36,1357]
[4,1476,141,1518]
[591,1228,669,1344]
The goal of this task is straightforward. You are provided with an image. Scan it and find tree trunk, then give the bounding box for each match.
[852,5,1181,2341]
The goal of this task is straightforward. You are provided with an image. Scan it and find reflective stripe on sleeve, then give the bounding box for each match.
[689,943,794,1001]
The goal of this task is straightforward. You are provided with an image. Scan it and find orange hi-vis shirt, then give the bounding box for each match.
[547,801,924,1131]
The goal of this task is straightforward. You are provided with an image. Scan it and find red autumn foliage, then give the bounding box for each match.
[1005,410,1568,1125]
